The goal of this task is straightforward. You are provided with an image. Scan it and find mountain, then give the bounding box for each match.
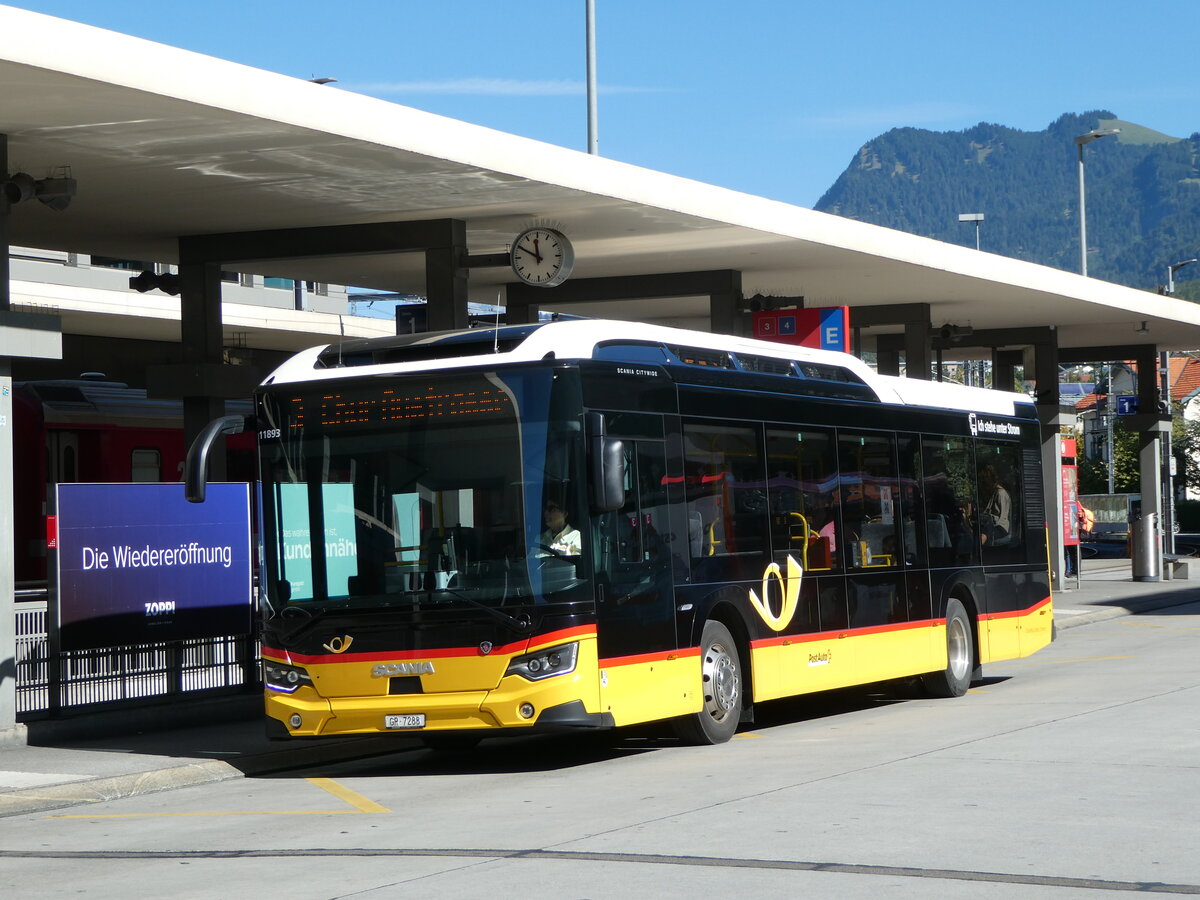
[814,111,1200,295]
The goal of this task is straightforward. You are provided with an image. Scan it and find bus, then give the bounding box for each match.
[187,319,1053,745]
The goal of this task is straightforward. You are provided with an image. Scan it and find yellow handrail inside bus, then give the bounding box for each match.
[788,511,833,571]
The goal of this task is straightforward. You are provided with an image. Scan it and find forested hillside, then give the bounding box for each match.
[814,111,1200,296]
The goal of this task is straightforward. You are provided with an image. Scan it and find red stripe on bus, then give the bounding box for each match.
[984,595,1052,622]
[600,647,702,668]
[262,624,596,666]
[527,625,597,648]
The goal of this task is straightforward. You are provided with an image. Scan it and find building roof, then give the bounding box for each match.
[1070,354,1200,411]
[1170,355,1200,401]
[4,5,1200,353]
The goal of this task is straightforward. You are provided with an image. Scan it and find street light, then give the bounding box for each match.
[1160,257,1195,553]
[586,0,598,155]
[1074,128,1120,277]
[1166,258,1197,294]
[958,213,984,251]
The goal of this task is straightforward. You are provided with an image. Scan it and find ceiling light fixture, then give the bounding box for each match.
[2,170,77,211]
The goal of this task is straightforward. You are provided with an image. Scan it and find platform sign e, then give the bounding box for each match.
[752,307,850,353]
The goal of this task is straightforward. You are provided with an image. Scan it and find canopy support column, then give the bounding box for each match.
[1,133,64,745]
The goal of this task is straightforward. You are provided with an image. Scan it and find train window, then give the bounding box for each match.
[131,448,162,482]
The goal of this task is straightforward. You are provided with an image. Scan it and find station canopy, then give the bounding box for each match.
[4,4,1200,353]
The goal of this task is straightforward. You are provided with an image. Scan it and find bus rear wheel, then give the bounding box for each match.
[923,598,974,698]
[673,620,742,745]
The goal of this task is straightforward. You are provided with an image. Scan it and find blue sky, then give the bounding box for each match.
[9,1,1199,207]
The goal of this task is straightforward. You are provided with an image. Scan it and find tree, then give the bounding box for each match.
[1171,412,1200,496]
[1076,420,1141,495]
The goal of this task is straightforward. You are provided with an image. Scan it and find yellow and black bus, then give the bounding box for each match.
[190,319,1053,745]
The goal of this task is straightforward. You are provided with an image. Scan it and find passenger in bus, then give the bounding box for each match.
[538,500,582,556]
[978,464,1012,545]
[818,515,837,553]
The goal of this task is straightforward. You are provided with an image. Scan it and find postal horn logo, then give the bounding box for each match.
[748,554,802,632]
[322,635,354,654]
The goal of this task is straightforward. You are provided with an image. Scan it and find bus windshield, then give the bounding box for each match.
[257,368,588,611]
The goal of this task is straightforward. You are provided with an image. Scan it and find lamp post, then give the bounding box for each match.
[1105,362,1115,494]
[1167,258,1197,294]
[1160,347,1176,553]
[958,213,984,251]
[1074,128,1120,277]
[1161,259,1195,552]
[585,0,598,155]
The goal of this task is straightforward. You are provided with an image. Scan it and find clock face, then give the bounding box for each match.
[511,227,574,287]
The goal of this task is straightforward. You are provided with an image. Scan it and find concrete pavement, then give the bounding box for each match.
[1,557,1195,819]
[1053,556,1198,628]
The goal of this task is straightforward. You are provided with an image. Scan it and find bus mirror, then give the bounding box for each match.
[594,437,626,511]
[184,414,252,503]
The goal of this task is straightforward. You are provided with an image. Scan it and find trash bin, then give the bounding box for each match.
[1130,512,1161,582]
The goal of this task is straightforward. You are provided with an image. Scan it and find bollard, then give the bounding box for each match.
[1130,512,1161,582]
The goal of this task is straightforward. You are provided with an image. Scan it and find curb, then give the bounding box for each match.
[0,733,416,819]
[1054,594,1198,631]
[0,759,241,818]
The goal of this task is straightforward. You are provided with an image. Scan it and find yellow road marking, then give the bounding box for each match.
[51,778,389,818]
[1118,621,1200,632]
[732,732,761,740]
[306,777,390,813]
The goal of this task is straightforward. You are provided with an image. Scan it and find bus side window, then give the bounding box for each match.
[978,440,1024,564]
[614,442,668,566]
[838,432,901,570]
[765,427,839,572]
[683,421,769,581]
[898,434,927,568]
[922,437,979,567]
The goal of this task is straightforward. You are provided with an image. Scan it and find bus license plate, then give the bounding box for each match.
[385,714,425,730]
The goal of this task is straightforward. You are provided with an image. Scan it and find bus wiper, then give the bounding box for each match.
[438,589,533,634]
[274,604,332,642]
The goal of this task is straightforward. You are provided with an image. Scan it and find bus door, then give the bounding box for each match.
[592,414,690,724]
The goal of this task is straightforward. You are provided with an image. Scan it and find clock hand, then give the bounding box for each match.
[533,236,543,263]
[516,243,543,263]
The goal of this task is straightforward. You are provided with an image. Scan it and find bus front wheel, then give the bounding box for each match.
[923,598,974,698]
[674,620,742,745]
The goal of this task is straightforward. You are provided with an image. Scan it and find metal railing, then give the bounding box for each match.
[14,584,259,719]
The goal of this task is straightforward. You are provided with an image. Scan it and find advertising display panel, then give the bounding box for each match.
[56,483,253,650]
[1061,437,1080,548]
[275,482,357,600]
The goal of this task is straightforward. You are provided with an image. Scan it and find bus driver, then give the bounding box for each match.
[539,500,582,557]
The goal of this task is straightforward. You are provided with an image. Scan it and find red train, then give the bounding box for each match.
[12,377,254,583]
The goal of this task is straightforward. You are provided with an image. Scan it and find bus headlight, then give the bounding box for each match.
[505,642,579,681]
[263,661,313,693]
